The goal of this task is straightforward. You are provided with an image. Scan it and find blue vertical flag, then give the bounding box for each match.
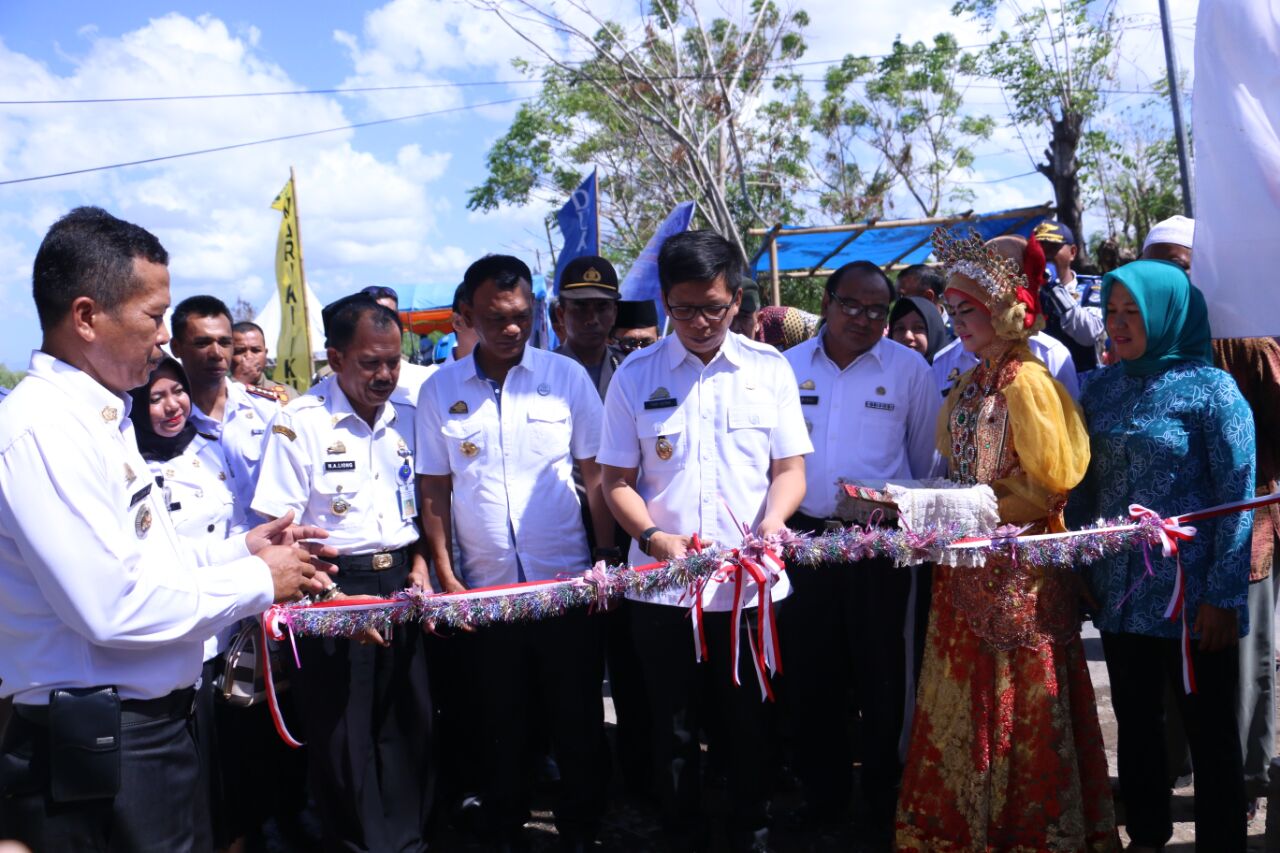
[619,201,696,328]
[554,170,599,295]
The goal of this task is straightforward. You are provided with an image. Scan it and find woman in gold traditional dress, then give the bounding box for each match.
[895,230,1119,852]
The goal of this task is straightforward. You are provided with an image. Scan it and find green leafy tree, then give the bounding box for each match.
[954,0,1119,261]
[0,365,26,389]
[466,0,813,265]
[1083,85,1184,253]
[808,35,993,220]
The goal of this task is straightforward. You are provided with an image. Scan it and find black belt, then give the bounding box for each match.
[333,546,410,573]
[14,686,197,726]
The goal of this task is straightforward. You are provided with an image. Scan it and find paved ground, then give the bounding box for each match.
[246,624,1273,851]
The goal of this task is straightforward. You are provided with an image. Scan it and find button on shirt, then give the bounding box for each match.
[932,332,1080,400]
[784,334,940,519]
[598,332,813,610]
[0,352,273,705]
[189,379,280,530]
[253,376,420,555]
[416,345,602,588]
[152,434,239,659]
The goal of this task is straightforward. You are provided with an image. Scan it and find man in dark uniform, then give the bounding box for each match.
[1033,220,1105,374]
[610,299,661,353]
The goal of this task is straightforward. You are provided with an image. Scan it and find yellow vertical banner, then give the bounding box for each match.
[270,169,313,394]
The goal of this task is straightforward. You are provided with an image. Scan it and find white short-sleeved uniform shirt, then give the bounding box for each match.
[189,379,281,526]
[416,345,602,588]
[598,332,813,610]
[252,375,419,556]
[931,331,1080,400]
[784,333,941,519]
[396,359,438,408]
[149,433,240,659]
[0,353,271,705]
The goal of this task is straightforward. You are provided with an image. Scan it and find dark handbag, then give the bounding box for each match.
[215,620,289,707]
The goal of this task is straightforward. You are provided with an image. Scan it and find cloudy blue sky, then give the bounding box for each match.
[0,0,1196,368]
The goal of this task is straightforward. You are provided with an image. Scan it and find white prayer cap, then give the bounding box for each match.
[1142,215,1195,251]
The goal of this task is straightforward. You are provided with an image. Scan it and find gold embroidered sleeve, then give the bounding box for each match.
[995,362,1090,525]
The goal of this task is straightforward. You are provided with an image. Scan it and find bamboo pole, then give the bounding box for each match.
[744,204,1052,238]
[768,236,781,307]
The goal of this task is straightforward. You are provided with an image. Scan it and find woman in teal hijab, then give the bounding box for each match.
[1069,259,1256,851]
[1099,259,1213,375]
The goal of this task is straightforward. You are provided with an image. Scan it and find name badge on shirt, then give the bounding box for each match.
[800,395,820,406]
[128,483,152,509]
[644,397,678,410]
[865,400,895,412]
[324,460,357,472]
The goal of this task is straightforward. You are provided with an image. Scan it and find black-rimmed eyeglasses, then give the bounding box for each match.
[828,293,889,321]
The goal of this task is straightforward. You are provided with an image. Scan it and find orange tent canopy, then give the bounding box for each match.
[401,307,453,336]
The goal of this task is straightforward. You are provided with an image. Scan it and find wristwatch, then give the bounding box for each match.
[639,526,661,556]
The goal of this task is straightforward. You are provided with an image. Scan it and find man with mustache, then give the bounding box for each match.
[253,294,434,852]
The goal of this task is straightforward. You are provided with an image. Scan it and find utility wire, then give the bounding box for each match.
[0,22,1188,107]
[0,95,533,187]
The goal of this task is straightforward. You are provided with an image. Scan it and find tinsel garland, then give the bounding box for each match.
[274,513,1171,639]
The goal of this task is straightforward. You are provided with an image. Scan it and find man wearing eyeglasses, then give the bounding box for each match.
[779,260,940,845]
[599,230,812,851]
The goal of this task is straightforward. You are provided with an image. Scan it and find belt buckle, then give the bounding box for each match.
[371,552,393,571]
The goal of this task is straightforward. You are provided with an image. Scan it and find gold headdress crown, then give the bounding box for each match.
[930,228,1027,306]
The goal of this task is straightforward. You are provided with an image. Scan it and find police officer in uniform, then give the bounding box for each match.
[1032,221,1105,374]
[599,230,812,851]
[781,261,941,841]
[0,206,332,853]
[171,296,283,528]
[253,294,433,853]
[416,254,608,850]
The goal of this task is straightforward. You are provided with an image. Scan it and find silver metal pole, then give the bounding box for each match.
[1158,0,1194,216]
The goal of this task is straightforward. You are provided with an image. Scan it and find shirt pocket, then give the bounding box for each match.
[310,467,365,528]
[637,409,688,470]
[526,399,572,457]
[441,416,486,470]
[856,397,908,465]
[726,404,777,465]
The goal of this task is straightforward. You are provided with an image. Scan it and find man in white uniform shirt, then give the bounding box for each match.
[781,261,940,842]
[416,254,609,850]
[253,294,433,853]
[599,230,812,851]
[170,295,283,529]
[0,207,331,852]
[932,328,1079,400]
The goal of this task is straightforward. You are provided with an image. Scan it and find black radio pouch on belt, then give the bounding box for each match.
[47,685,122,802]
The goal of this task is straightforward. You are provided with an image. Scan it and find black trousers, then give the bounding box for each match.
[781,513,910,825]
[472,607,606,842]
[0,696,199,852]
[292,563,433,853]
[630,599,779,839]
[604,599,652,797]
[1101,630,1246,851]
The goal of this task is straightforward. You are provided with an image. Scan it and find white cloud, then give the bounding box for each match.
[0,12,464,361]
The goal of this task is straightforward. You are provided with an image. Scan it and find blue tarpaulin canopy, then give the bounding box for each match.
[388,276,549,311]
[750,205,1054,285]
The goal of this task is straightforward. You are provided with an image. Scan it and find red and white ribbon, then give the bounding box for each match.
[260,612,304,749]
[1129,504,1199,694]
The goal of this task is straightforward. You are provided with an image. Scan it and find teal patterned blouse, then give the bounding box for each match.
[1069,361,1255,638]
